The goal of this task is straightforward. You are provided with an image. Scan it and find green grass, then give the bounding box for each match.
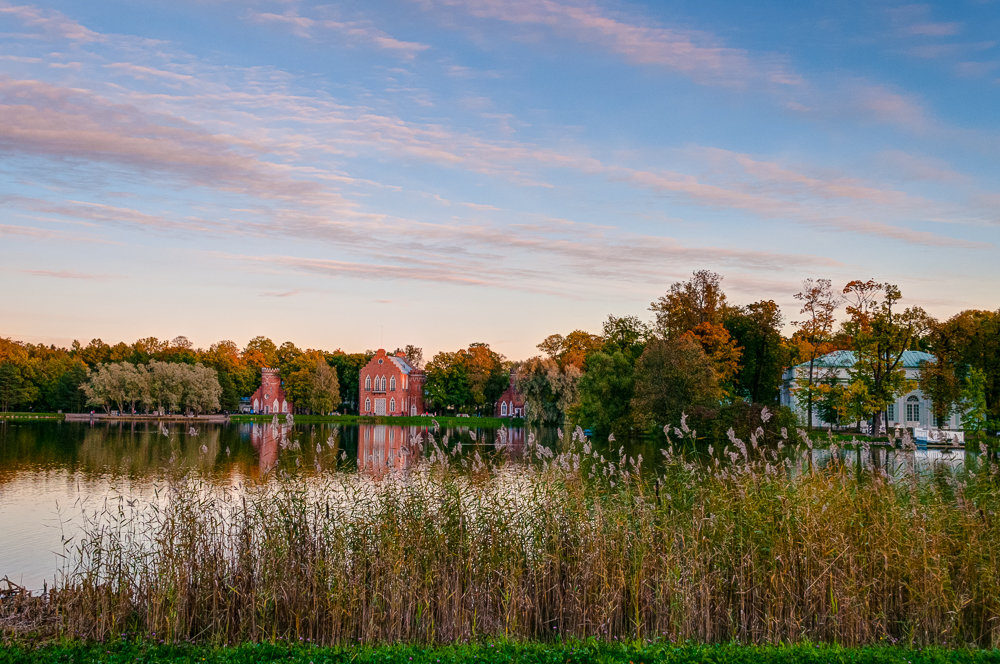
[0,412,63,420]
[227,414,523,427]
[2,641,999,664]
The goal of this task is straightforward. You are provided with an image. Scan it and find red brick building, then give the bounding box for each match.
[494,371,526,418]
[359,349,425,416]
[250,367,292,414]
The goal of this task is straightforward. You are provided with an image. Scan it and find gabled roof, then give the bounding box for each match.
[801,349,936,369]
[387,355,416,375]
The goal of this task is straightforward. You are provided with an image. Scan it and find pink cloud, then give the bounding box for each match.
[415,0,799,88]
[21,269,112,280]
[0,2,100,42]
[248,9,429,57]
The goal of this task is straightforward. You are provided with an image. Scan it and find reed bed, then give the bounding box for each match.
[5,422,1000,647]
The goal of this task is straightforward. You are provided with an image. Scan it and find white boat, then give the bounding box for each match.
[913,427,964,447]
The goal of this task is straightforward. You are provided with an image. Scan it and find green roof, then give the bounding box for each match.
[802,350,935,369]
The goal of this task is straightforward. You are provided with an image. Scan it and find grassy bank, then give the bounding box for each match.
[0,412,63,420]
[3,425,999,647]
[228,414,523,427]
[2,641,999,664]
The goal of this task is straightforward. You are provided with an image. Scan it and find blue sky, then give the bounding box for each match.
[2,0,998,360]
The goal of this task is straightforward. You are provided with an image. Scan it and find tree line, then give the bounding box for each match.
[1,271,997,436]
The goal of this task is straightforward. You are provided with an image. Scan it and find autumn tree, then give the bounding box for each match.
[650,270,729,339]
[242,336,278,370]
[792,278,840,429]
[842,280,931,434]
[537,330,604,370]
[681,322,742,396]
[926,309,1000,430]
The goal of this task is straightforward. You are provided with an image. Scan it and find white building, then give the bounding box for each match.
[780,350,962,430]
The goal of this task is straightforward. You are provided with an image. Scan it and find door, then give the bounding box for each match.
[374,398,386,416]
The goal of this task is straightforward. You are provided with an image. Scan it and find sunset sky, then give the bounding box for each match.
[2,0,998,360]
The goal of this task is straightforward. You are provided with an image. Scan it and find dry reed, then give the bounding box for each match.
[6,422,1000,647]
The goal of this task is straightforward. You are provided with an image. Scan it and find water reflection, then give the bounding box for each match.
[1,419,983,592]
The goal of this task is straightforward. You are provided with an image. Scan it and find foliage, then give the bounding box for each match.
[516,356,581,425]
[631,336,721,431]
[962,368,989,434]
[285,352,341,414]
[650,269,729,339]
[82,361,222,414]
[681,322,742,396]
[537,330,604,369]
[724,300,786,405]
[573,350,635,437]
[842,280,931,431]
[425,343,508,414]
[791,278,841,428]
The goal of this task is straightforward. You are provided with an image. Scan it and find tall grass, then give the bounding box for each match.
[6,421,1000,647]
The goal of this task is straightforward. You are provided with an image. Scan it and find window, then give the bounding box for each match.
[887,403,896,422]
[381,376,387,391]
[501,401,508,416]
[365,397,371,413]
[390,397,396,412]
[906,395,920,422]
[365,376,371,391]
[390,376,396,391]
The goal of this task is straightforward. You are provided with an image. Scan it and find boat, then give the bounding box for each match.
[913,427,964,448]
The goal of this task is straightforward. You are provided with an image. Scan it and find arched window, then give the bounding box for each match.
[380,376,387,391]
[501,401,508,416]
[390,376,396,391]
[390,397,396,412]
[365,375,371,391]
[365,397,371,413]
[906,395,920,422]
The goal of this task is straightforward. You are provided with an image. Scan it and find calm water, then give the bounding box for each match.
[0,419,976,590]
[0,419,555,590]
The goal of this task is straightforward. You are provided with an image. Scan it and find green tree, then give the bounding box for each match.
[724,300,786,405]
[327,351,371,413]
[516,357,581,426]
[631,336,721,432]
[574,350,635,438]
[285,352,340,414]
[424,352,471,413]
[962,368,989,435]
[600,314,649,362]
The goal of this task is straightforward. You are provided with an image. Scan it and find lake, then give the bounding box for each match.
[0,419,976,591]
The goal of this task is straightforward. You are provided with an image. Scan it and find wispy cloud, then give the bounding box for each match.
[0,2,101,42]
[414,0,799,88]
[248,9,429,57]
[0,78,351,207]
[21,269,112,280]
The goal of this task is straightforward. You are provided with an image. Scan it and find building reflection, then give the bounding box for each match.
[357,424,422,474]
[249,421,286,476]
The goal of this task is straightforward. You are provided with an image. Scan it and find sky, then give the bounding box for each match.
[1,0,999,361]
